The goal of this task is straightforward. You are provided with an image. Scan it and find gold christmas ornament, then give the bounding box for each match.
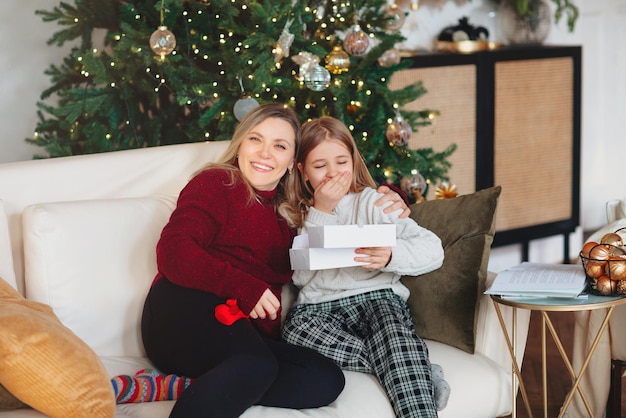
[150,26,176,58]
[325,45,350,74]
[589,244,611,261]
[617,280,626,295]
[434,183,459,199]
[600,232,624,247]
[581,241,598,258]
[596,275,616,296]
[343,24,369,56]
[586,259,605,279]
[608,257,626,281]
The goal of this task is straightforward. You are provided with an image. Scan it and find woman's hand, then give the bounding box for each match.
[249,289,280,320]
[313,172,351,214]
[355,246,392,270]
[375,185,410,218]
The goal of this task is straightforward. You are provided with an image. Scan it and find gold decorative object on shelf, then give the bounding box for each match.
[434,16,502,54]
[434,40,502,54]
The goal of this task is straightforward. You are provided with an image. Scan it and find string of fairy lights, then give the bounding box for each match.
[143,1,423,141]
[54,0,440,195]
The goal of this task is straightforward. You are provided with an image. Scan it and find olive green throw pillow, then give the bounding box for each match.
[401,186,501,354]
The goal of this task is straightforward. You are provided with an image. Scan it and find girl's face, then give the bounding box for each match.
[299,138,353,191]
[237,117,296,191]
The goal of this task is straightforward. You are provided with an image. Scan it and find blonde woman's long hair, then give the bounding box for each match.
[194,103,301,227]
[285,116,376,228]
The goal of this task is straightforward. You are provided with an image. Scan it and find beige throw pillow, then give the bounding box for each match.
[0,277,115,418]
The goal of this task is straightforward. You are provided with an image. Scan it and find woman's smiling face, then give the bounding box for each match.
[236,117,296,191]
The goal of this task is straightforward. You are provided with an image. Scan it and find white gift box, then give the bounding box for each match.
[289,224,396,270]
[307,224,397,248]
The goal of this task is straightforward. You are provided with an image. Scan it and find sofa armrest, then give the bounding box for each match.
[474,271,531,370]
[606,199,626,224]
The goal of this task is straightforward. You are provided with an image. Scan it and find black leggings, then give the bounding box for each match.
[141,278,345,418]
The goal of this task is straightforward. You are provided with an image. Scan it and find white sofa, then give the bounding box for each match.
[567,199,626,418]
[0,141,530,418]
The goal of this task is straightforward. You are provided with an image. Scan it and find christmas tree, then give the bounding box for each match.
[28,0,455,197]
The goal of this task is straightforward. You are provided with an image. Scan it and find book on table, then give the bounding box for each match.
[485,262,587,298]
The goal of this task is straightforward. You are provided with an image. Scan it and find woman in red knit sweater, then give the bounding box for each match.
[141,103,338,417]
[140,103,407,417]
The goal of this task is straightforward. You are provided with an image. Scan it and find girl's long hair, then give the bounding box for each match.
[194,103,301,227]
[284,116,376,228]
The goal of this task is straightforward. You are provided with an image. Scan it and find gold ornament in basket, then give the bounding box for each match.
[579,229,626,296]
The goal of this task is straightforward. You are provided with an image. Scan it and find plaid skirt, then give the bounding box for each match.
[282,289,437,418]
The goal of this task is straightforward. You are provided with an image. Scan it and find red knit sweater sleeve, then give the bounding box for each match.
[155,170,284,316]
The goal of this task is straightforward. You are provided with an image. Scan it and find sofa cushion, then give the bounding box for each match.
[401,186,501,353]
[0,205,26,411]
[586,218,626,244]
[0,276,115,417]
[22,195,176,357]
[0,201,17,290]
[606,199,626,223]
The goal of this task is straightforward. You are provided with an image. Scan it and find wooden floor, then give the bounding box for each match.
[502,310,626,418]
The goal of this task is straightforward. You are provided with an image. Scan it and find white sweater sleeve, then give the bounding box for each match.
[357,188,444,277]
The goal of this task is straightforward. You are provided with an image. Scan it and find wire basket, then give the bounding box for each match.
[580,235,626,296]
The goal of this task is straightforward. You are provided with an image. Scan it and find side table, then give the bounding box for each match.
[490,294,626,418]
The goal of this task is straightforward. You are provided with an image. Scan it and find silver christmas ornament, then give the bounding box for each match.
[386,113,412,146]
[408,172,427,195]
[233,96,260,121]
[384,3,407,32]
[304,65,331,91]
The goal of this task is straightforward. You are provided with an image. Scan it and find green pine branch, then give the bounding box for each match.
[28,0,457,194]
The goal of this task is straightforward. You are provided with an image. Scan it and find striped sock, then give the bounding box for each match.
[111,368,193,403]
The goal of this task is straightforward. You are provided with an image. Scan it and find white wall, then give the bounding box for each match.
[0,1,76,162]
[1,1,624,271]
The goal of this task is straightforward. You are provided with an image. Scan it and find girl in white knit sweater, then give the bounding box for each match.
[282,116,450,417]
